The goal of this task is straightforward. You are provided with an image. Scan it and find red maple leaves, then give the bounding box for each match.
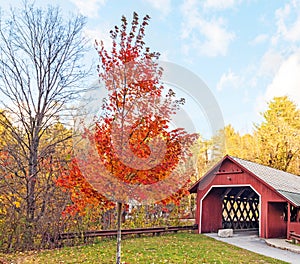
[57,12,198,215]
[57,160,115,216]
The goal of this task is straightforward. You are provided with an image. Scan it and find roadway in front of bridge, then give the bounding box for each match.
[205,231,300,264]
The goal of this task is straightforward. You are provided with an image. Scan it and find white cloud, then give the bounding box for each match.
[272,0,300,44]
[201,18,235,57]
[203,0,237,10]
[84,27,112,50]
[250,34,268,45]
[180,0,199,39]
[254,92,268,120]
[265,53,300,105]
[258,50,283,77]
[180,0,235,57]
[70,0,106,18]
[181,44,190,56]
[217,69,241,91]
[144,0,171,16]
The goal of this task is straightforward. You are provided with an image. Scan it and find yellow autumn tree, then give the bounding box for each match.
[254,96,300,174]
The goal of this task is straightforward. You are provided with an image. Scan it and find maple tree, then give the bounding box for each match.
[58,12,198,263]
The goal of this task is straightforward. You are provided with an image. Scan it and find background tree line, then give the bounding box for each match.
[196,96,300,177]
[0,2,300,253]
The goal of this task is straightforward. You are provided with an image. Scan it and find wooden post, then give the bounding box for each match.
[287,203,290,239]
[116,202,122,264]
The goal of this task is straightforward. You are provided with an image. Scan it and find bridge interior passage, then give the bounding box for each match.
[219,186,260,230]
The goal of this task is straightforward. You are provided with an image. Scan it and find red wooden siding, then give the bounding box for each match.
[267,202,287,238]
[201,188,223,233]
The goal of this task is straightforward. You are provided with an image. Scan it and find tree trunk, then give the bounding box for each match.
[24,138,39,249]
[116,202,122,264]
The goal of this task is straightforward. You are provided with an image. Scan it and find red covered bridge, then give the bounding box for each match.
[190,155,300,239]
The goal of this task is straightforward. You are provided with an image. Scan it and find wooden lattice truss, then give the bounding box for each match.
[221,187,259,229]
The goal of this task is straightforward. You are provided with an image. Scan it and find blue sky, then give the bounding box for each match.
[2,0,300,138]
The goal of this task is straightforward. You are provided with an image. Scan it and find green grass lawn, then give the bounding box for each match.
[0,233,287,264]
